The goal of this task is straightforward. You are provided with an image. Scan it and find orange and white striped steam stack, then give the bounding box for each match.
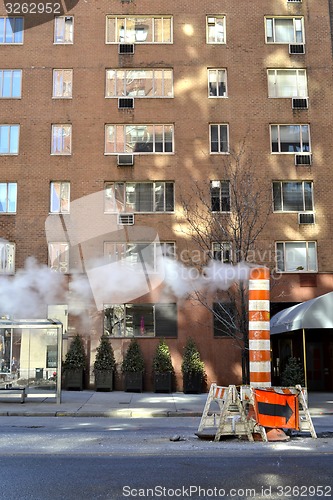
[248,267,271,387]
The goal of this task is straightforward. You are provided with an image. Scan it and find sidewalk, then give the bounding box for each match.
[0,390,332,419]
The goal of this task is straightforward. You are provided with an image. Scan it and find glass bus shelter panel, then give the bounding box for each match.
[0,328,58,397]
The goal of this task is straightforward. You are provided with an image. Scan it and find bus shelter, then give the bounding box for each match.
[0,319,63,403]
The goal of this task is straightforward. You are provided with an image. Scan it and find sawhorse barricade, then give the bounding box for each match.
[197,384,257,442]
[240,385,317,440]
[197,384,317,442]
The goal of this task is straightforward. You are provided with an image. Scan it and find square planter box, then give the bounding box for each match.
[64,369,84,391]
[124,372,143,392]
[154,372,173,393]
[94,370,114,392]
[183,372,203,394]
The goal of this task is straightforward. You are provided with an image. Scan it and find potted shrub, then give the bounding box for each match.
[152,339,174,393]
[281,357,305,387]
[94,335,116,392]
[121,338,145,392]
[62,334,86,391]
[181,337,205,394]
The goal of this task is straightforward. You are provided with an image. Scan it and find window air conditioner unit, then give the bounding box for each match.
[117,154,134,166]
[207,17,216,25]
[292,97,308,109]
[118,97,134,109]
[298,212,315,224]
[295,153,312,166]
[289,44,305,54]
[117,213,134,225]
[118,43,135,54]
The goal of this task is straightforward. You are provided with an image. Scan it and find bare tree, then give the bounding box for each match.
[178,144,272,384]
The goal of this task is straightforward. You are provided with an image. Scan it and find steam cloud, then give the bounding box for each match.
[0,253,252,319]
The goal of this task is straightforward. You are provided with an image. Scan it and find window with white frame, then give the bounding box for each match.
[106,69,173,98]
[0,17,23,44]
[206,16,226,44]
[265,17,304,44]
[212,242,232,263]
[48,242,69,273]
[0,182,17,213]
[105,182,174,213]
[106,16,172,44]
[51,125,72,155]
[270,124,310,153]
[105,125,174,154]
[50,181,70,213]
[210,124,229,153]
[210,181,231,212]
[208,69,227,97]
[104,303,177,337]
[104,241,175,272]
[268,69,307,98]
[0,70,22,98]
[0,241,15,274]
[276,241,317,272]
[273,181,313,212]
[0,125,19,154]
[54,16,74,44]
[53,69,73,98]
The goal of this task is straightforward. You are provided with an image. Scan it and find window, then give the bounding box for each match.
[265,17,304,44]
[0,182,17,213]
[0,70,22,98]
[53,69,73,98]
[54,16,74,44]
[213,302,236,337]
[104,241,175,272]
[0,125,19,154]
[206,16,226,44]
[46,345,57,369]
[271,124,310,153]
[104,303,177,337]
[212,242,232,263]
[268,69,307,98]
[51,125,72,155]
[105,181,174,213]
[105,125,174,154]
[106,69,173,98]
[210,124,229,153]
[276,241,317,272]
[106,16,172,44]
[0,241,15,274]
[50,181,70,213]
[208,69,227,97]
[48,242,69,273]
[0,17,23,44]
[273,181,313,212]
[210,181,230,212]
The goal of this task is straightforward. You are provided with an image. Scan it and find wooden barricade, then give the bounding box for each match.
[197,384,317,443]
[197,384,257,442]
[241,385,317,439]
[197,383,228,433]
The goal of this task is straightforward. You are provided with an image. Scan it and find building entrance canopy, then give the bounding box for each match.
[0,318,62,403]
[270,291,333,334]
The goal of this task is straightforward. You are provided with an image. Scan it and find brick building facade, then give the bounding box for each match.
[1,1,333,390]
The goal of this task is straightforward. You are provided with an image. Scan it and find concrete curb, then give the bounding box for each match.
[0,410,203,418]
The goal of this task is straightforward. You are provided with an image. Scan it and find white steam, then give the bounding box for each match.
[162,258,251,299]
[0,257,65,318]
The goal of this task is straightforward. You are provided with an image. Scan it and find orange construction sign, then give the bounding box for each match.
[253,389,299,430]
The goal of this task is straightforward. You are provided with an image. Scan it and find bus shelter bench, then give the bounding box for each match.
[0,385,27,404]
